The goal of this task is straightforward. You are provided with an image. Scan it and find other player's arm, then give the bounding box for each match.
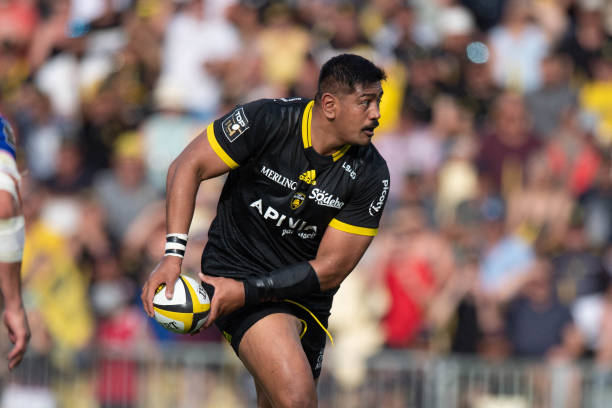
[0,183,30,370]
[199,227,373,328]
[141,129,232,317]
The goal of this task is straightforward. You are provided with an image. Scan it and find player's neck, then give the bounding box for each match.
[310,108,346,157]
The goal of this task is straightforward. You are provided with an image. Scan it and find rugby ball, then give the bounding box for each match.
[153,274,211,334]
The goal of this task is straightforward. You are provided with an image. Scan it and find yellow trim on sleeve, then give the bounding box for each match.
[301,100,314,148]
[328,218,378,236]
[206,122,239,169]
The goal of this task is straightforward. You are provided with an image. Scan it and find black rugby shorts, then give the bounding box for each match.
[201,282,330,378]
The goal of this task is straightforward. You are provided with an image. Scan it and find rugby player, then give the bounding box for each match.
[0,116,30,370]
[142,54,390,407]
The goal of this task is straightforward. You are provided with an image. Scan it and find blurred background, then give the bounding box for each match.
[1,0,612,406]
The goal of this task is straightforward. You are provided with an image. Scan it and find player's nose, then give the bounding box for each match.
[369,104,381,121]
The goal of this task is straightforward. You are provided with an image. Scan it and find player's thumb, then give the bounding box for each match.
[165,278,175,299]
[198,272,212,286]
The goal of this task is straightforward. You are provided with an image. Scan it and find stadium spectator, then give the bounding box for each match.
[505,258,583,360]
[92,131,158,242]
[488,0,549,92]
[156,0,241,118]
[505,150,574,252]
[525,52,578,140]
[476,92,541,195]
[380,204,456,348]
[580,156,612,247]
[557,5,612,83]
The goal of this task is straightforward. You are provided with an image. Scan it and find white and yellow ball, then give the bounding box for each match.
[153,274,211,334]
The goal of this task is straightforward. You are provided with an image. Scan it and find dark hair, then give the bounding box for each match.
[315,54,386,103]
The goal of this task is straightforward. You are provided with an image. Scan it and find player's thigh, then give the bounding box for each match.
[239,313,317,408]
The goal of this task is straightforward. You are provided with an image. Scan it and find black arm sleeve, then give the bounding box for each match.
[243,262,321,305]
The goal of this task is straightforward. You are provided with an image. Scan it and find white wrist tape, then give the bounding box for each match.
[0,171,17,201]
[164,233,188,258]
[0,215,25,262]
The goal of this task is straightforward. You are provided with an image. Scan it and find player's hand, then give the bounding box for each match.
[198,273,245,329]
[3,304,30,370]
[141,256,182,318]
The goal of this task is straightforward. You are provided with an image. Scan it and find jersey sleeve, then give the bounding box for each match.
[206,100,275,168]
[328,162,390,236]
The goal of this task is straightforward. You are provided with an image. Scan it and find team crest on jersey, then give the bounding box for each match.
[222,107,249,142]
[290,192,306,210]
[298,169,316,185]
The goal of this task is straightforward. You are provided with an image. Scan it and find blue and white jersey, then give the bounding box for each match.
[0,116,19,181]
[0,116,16,159]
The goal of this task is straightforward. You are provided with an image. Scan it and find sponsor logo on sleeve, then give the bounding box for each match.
[368,179,389,216]
[222,107,249,142]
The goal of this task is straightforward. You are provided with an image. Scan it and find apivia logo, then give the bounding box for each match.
[250,199,318,239]
[222,107,249,142]
[369,179,389,216]
[309,188,344,209]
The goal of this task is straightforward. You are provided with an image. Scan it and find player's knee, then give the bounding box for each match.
[0,191,17,219]
[275,382,317,408]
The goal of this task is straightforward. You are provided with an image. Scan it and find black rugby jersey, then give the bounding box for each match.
[201,98,389,292]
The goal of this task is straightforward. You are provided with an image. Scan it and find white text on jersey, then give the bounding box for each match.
[309,188,344,209]
[250,199,318,239]
[260,165,298,190]
[369,179,389,216]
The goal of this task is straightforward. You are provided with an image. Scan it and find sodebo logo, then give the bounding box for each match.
[309,188,344,209]
[369,179,389,216]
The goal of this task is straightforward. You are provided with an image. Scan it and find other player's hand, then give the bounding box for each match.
[141,256,182,317]
[3,304,30,370]
[198,273,245,329]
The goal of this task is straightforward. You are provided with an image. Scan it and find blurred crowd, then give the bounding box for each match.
[1,0,612,405]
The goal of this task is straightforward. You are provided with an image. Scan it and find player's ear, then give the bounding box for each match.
[320,93,337,120]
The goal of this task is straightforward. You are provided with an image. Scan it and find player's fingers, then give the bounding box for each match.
[7,328,16,344]
[7,336,26,370]
[203,298,219,329]
[142,282,156,317]
[141,283,151,316]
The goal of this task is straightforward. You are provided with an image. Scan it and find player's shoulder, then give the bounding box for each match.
[351,142,389,178]
[238,97,310,122]
[242,97,310,111]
